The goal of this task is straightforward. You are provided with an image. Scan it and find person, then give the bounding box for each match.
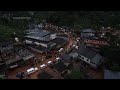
[34,57,37,64]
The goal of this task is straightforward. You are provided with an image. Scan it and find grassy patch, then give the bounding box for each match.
[66,69,85,79]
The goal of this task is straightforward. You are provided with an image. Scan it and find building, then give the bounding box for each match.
[15,46,35,61]
[60,54,72,63]
[24,30,57,53]
[80,29,96,39]
[53,62,69,77]
[0,41,22,69]
[76,44,103,69]
[104,69,120,79]
[83,37,109,48]
[24,30,68,53]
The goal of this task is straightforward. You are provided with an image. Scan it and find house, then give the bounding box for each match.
[83,36,109,48]
[80,29,96,39]
[60,54,72,63]
[60,54,74,70]
[53,62,69,77]
[104,69,120,79]
[37,71,53,79]
[51,37,68,51]
[24,30,57,53]
[100,27,113,33]
[0,41,22,69]
[15,46,35,61]
[77,44,103,69]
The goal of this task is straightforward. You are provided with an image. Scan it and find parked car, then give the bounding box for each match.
[27,67,38,75]
[40,64,47,69]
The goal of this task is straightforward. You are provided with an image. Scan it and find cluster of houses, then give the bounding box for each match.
[80,28,110,50]
[1,20,120,79]
[0,41,35,77]
[44,23,72,33]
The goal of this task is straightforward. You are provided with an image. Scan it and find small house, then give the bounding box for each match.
[15,46,35,61]
[53,62,69,77]
[60,54,72,63]
[0,41,22,69]
[80,29,96,39]
[77,44,103,69]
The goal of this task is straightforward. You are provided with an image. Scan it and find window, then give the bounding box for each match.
[81,57,84,60]
[86,59,89,61]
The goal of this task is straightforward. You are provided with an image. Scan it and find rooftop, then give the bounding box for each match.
[53,62,68,73]
[15,46,34,61]
[5,54,21,65]
[77,44,102,65]
[104,69,120,79]
[77,44,96,60]
[24,30,53,42]
[61,54,72,62]
[68,52,79,59]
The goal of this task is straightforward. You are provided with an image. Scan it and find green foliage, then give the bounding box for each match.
[66,69,85,79]
[0,75,5,79]
[0,24,23,42]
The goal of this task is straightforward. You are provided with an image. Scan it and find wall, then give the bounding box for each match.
[79,55,90,64]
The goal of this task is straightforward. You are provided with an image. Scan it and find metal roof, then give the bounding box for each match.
[104,69,120,79]
[5,55,21,65]
[77,44,96,60]
[25,31,52,41]
[68,52,79,59]
[53,62,68,73]
[77,44,102,65]
[91,53,102,65]
[61,54,72,62]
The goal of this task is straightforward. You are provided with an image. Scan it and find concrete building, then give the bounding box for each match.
[80,29,96,39]
[24,30,68,53]
[76,44,103,69]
